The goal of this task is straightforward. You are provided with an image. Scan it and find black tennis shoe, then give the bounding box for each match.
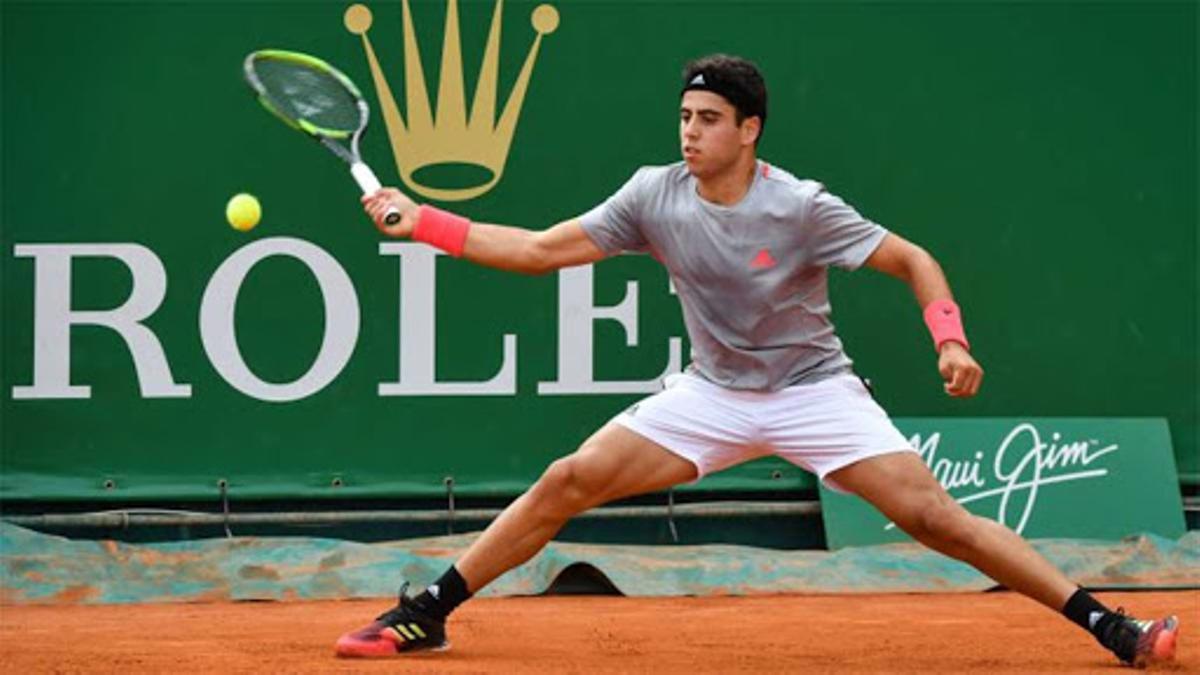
[1096,609,1179,668]
[335,583,448,657]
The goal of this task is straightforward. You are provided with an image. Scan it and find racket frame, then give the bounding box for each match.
[243,49,398,222]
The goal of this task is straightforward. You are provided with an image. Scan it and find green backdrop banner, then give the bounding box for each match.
[2,2,1196,501]
[820,418,1187,548]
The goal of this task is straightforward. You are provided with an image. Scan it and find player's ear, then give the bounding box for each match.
[740,116,762,146]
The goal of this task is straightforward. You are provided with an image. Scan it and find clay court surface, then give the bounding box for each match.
[1,591,1195,673]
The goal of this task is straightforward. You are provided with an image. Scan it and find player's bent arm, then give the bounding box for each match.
[462,218,607,275]
[866,232,984,397]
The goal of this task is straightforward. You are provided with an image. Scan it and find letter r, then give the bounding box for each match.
[12,243,190,399]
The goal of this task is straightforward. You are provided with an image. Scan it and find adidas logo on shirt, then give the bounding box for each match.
[750,248,777,269]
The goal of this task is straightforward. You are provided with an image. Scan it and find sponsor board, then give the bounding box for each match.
[820,418,1186,548]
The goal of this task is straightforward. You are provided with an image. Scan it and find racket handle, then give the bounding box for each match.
[350,162,382,193]
[350,162,401,225]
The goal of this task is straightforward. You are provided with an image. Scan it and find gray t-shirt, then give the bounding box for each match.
[579,161,888,391]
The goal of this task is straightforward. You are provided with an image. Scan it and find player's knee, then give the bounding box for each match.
[913,500,978,554]
[531,456,597,517]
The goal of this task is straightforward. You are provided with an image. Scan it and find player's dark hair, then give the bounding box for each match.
[681,54,768,142]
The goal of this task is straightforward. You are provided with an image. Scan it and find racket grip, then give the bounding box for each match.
[350,162,382,193]
[350,162,401,224]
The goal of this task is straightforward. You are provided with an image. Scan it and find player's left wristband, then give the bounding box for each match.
[923,299,970,352]
[413,205,472,257]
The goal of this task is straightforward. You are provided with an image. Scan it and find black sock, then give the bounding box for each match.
[413,565,472,621]
[1062,588,1113,640]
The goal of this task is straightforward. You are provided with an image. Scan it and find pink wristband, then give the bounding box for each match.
[923,299,970,351]
[413,205,471,257]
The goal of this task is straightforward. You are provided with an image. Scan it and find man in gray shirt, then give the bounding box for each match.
[342,54,1178,668]
[579,160,886,391]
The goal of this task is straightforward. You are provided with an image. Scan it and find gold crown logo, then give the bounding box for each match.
[344,1,558,201]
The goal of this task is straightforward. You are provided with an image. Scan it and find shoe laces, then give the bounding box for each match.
[375,582,417,625]
[1099,607,1142,663]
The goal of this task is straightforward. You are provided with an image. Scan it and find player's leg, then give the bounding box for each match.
[336,371,765,658]
[830,451,1073,607]
[828,451,1179,667]
[455,422,698,591]
[335,422,698,657]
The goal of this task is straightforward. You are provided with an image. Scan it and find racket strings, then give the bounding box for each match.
[250,58,362,135]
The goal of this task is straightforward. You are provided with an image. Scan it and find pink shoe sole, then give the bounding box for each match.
[1135,617,1179,668]
[335,635,450,658]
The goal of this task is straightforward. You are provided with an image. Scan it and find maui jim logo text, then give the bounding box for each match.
[888,423,1120,534]
[11,239,681,402]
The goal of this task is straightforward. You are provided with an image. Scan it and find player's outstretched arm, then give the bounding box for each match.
[362,188,606,275]
[864,233,984,398]
[460,218,607,274]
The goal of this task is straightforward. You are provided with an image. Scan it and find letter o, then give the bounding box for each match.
[200,237,359,402]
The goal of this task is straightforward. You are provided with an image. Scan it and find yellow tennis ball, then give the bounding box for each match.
[226,193,261,231]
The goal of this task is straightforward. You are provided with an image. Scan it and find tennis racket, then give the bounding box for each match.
[243,49,400,224]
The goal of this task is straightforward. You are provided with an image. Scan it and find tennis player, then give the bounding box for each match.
[338,54,1179,667]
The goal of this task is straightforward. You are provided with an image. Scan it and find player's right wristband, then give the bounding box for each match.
[923,299,970,352]
[413,205,472,257]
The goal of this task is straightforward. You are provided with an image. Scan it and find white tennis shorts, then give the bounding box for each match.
[614,371,915,493]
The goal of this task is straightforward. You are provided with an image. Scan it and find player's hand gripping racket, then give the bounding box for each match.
[243,49,401,224]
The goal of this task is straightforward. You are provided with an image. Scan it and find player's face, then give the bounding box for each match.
[680,90,756,177]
